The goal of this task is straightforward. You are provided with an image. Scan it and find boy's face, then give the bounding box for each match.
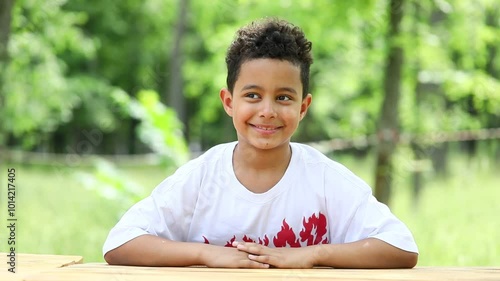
[220,58,312,151]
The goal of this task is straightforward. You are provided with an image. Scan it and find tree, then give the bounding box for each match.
[374,0,405,205]
[0,0,99,149]
[0,0,14,62]
[166,0,189,139]
[55,0,177,154]
[0,0,15,147]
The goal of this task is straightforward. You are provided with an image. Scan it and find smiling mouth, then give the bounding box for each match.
[252,124,282,131]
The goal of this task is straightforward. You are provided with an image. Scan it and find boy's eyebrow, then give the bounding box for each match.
[241,84,298,95]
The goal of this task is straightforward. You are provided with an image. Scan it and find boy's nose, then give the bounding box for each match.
[259,100,277,119]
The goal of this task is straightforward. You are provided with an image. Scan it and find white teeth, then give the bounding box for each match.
[255,126,275,130]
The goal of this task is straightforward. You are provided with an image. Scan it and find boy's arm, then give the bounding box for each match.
[313,238,418,268]
[104,234,203,266]
[104,234,269,268]
[234,238,418,269]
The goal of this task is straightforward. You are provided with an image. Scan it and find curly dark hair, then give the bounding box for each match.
[225,18,313,98]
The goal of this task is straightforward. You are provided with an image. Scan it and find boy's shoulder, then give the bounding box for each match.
[290,142,333,163]
[291,142,370,190]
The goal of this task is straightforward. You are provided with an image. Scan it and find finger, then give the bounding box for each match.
[248,253,280,268]
[236,243,264,255]
[232,241,258,247]
[240,259,269,269]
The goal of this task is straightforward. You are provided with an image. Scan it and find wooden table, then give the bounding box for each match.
[3,253,500,280]
[1,253,83,281]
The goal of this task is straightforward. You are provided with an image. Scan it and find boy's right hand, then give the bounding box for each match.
[201,244,270,268]
[105,235,270,268]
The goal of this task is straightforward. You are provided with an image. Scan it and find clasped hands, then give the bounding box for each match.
[202,241,319,269]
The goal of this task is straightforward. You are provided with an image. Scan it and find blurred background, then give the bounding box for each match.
[0,0,498,265]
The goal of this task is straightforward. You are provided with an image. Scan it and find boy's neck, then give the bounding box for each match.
[232,141,292,171]
[232,142,292,193]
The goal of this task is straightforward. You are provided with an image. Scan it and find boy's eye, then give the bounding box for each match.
[246,93,260,99]
[277,95,291,101]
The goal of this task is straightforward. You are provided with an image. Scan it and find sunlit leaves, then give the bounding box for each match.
[0,0,97,148]
[129,90,189,166]
[1,0,498,150]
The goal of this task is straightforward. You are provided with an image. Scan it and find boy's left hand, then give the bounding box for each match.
[232,241,316,269]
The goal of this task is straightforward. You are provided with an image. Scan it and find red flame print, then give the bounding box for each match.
[273,219,301,247]
[242,235,255,243]
[224,235,236,247]
[299,213,329,245]
[258,235,270,246]
[202,212,328,247]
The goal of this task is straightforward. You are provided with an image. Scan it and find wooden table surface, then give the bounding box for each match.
[3,253,500,281]
[25,263,500,281]
[1,253,83,281]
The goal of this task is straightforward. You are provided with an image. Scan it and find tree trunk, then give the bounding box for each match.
[431,143,448,176]
[411,80,425,206]
[411,142,424,207]
[485,4,500,161]
[374,0,404,205]
[0,0,15,149]
[410,1,424,207]
[0,0,14,63]
[166,0,189,138]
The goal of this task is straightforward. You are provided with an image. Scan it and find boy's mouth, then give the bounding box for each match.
[251,124,282,132]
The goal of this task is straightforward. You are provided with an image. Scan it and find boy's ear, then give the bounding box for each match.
[300,93,312,120]
[220,88,233,117]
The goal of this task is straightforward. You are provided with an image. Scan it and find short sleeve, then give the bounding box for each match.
[102,161,202,256]
[344,192,419,253]
[322,158,418,254]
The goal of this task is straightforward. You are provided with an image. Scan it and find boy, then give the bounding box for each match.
[103,18,418,269]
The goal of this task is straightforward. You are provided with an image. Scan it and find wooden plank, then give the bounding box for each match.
[0,252,83,281]
[22,263,500,281]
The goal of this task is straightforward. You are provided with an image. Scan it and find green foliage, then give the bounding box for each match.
[129,89,189,166]
[67,75,130,131]
[77,159,147,211]
[0,0,132,148]
[400,0,500,135]
[2,0,498,150]
[0,0,96,147]
[63,0,177,90]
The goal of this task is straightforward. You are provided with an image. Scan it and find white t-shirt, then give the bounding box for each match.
[103,142,418,255]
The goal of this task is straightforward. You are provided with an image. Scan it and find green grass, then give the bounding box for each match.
[0,164,168,262]
[391,155,500,266]
[1,149,498,265]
